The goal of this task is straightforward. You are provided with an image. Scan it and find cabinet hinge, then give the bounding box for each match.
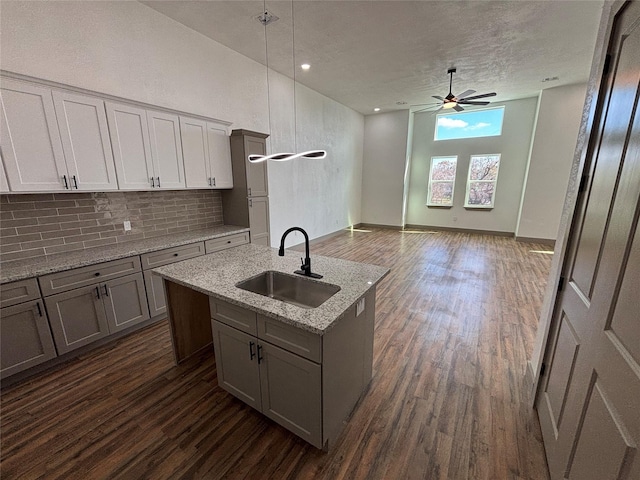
[540,363,546,376]
[603,53,612,76]
[558,276,566,292]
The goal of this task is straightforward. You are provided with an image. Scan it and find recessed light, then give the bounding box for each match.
[301,64,311,70]
[374,107,381,112]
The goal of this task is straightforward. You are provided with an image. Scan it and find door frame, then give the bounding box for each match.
[528,0,630,404]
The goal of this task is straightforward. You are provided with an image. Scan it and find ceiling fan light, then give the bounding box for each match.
[443,102,458,109]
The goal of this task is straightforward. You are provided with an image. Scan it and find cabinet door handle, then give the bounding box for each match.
[248,187,252,196]
[95,286,101,299]
[249,341,256,360]
[36,301,43,317]
[212,177,216,187]
[157,177,161,188]
[72,175,78,189]
[62,175,69,189]
[249,199,253,208]
[257,344,263,364]
[151,177,155,188]
[208,177,211,186]
[102,284,109,297]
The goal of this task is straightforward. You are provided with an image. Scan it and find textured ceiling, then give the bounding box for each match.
[141,0,604,115]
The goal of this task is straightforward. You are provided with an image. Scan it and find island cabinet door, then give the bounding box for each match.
[45,284,110,355]
[258,341,322,448]
[211,320,261,410]
[102,273,150,333]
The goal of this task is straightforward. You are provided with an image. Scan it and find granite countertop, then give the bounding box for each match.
[0,225,249,284]
[153,243,390,334]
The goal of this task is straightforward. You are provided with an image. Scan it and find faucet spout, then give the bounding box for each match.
[278,227,323,279]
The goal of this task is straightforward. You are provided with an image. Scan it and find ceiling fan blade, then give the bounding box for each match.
[456,89,476,99]
[413,106,435,114]
[453,104,465,112]
[432,95,444,101]
[458,100,491,105]
[460,92,496,101]
[432,105,444,115]
[411,101,441,107]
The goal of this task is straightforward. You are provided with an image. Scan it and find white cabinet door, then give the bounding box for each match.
[147,110,185,189]
[207,123,233,189]
[105,102,154,190]
[0,158,9,193]
[52,91,118,191]
[0,79,68,191]
[180,116,210,188]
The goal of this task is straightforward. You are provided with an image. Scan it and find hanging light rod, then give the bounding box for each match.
[251,3,327,164]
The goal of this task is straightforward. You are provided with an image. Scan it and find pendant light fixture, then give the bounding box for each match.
[248,2,327,163]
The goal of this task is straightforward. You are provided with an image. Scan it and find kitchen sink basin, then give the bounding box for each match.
[236,270,340,309]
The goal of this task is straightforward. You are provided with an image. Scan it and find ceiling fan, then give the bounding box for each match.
[414,68,496,113]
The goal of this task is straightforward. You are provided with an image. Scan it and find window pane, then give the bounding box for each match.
[467,182,495,206]
[429,182,454,205]
[469,154,500,180]
[435,107,505,141]
[430,157,457,181]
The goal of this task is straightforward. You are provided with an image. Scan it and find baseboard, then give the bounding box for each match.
[355,223,404,230]
[516,236,556,247]
[404,224,513,237]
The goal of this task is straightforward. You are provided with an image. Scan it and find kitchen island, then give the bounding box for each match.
[153,243,389,449]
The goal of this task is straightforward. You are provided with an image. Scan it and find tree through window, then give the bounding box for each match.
[427,156,457,206]
[465,154,501,208]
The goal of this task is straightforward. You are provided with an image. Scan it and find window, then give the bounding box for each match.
[465,154,501,208]
[427,156,457,206]
[435,107,505,141]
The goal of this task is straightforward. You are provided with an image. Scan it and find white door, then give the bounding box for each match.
[180,116,210,188]
[536,3,640,479]
[52,91,118,191]
[147,110,185,189]
[0,79,68,191]
[207,123,233,189]
[105,102,154,190]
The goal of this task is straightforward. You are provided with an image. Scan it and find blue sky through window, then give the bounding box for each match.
[435,107,505,141]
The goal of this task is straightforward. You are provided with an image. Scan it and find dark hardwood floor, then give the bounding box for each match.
[0,228,552,479]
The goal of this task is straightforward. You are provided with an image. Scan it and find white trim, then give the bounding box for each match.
[464,153,501,208]
[426,155,457,207]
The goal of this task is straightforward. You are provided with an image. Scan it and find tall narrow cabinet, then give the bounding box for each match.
[222,130,271,246]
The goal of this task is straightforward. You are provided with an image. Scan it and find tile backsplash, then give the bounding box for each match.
[0,190,223,263]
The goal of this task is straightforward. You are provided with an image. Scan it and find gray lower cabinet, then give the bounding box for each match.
[45,273,149,354]
[248,197,270,246]
[211,312,322,448]
[144,269,167,317]
[0,299,57,379]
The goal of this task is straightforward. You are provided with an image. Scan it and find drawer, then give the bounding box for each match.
[210,297,257,336]
[140,242,205,270]
[257,315,321,363]
[39,256,142,296]
[205,232,250,254]
[0,278,41,308]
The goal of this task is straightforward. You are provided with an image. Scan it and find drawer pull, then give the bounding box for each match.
[173,253,179,257]
[94,272,101,277]
[227,240,231,244]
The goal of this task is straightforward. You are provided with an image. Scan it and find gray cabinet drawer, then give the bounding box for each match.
[140,242,205,270]
[205,232,249,254]
[39,256,142,296]
[0,278,41,308]
[257,315,322,363]
[210,298,257,336]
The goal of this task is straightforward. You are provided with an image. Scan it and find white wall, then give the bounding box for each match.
[361,110,410,227]
[0,1,364,245]
[406,98,538,233]
[516,83,587,241]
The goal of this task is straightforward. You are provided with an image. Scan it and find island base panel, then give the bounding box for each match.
[164,280,213,363]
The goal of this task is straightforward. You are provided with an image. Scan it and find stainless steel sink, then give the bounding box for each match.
[236,271,340,309]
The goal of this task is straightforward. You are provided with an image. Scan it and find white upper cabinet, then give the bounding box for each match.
[181,115,232,189]
[207,123,233,189]
[180,116,210,189]
[0,157,9,193]
[52,91,118,191]
[147,110,185,189]
[0,79,69,191]
[105,102,155,190]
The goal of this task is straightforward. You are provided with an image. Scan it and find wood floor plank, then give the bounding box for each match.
[0,229,552,479]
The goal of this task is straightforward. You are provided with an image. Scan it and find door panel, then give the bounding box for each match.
[207,124,233,188]
[147,110,185,189]
[180,116,210,188]
[0,79,68,191]
[144,270,167,317]
[536,3,640,479]
[103,273,150,333]
[106,102,154,190]
[248,196,270,246]
[52,91,118,190]
[245,137,268,196]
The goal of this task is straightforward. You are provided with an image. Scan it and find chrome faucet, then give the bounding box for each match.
[278,227,323,279]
